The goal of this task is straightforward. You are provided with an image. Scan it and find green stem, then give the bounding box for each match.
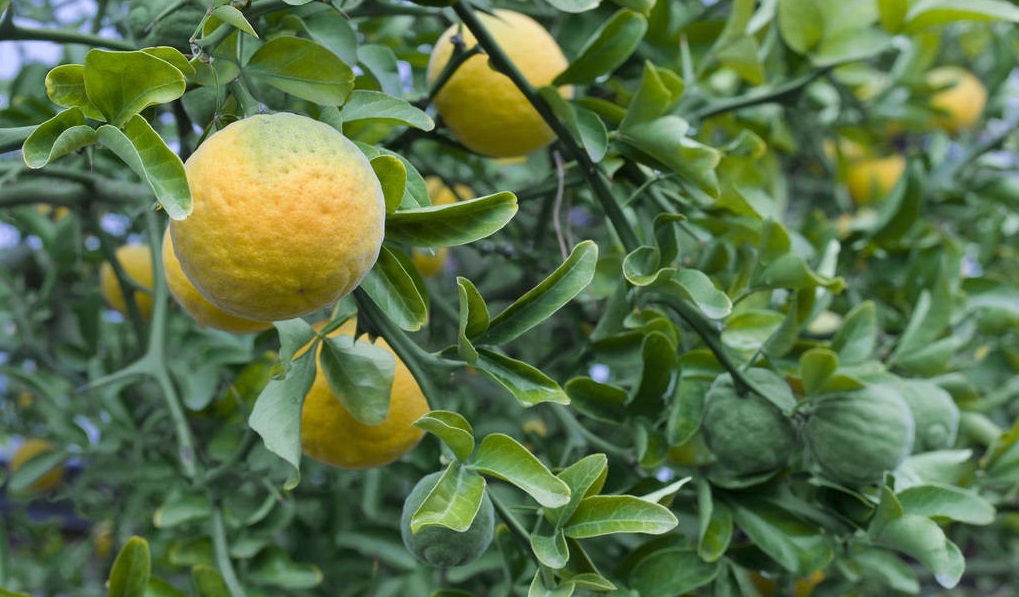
[0,24,136,50]
[488,491,531,549]
[451,1,639,253]
[210,506,246,597]
[690,67,834,121]
[550,405,631,459]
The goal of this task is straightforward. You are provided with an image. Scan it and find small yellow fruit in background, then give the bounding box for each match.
[9,438,64,493]
[411,176,474,278]
[427,10,572,157]
[100,243,154,320]
[300,318,430,470]
[161,229,272,334]
[170,113,386,322]
[927,67,987,135]
[845,154,906,205]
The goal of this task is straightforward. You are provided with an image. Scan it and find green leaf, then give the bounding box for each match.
[697,483,732,563]
[729,499,833,575]
[717,35,765,85]
[96,115,191,219]
[473,349,570,408]
[411,464,487,533]
[142,47,196,78]
[812,27,894,67]
[357,44,403,97]
[341,90,434,131]
[481,241,598,345]
[623,245,668,287]
[371,156,406,215]
[530,527,570,569]
[359,244,427,332]
[869,160,925,246]
[564,377,628,423]
[878,0,908,32]
[319,333,396,426]
[905,0,1019,31]
[246,547,323,589]
[620,62,684,128]
[563,495,677,538]
[620,117,721,197]
[302,10,358,65]
[472,433,571,508]
[248,350,317,489]
[850,548,921,594]
[0,125,37,153]
[153,495,210,528]
[542,0,600,14]
[546,454,609,527]
[800,348,839,396]
[666,269,732,320]
[628,548,719,597]
[385,192,518,248]
[107,537,151,597]
[44,64,103,119]
[896,484,995,525]
[629,331,679,416]
[871,514,964,588]
[22,107,96,169]
[831,301,877,365]
[538,90,608,163]
[246,36,354,105]
[210,5,259,38]
[274,319,317,367]
[528,569,575,597]
[192,565,230,597]
[456,277,489,362]
[414,410,475,462]
[777,0,824,53]
[83,49,186,127]
[554,10,647,86]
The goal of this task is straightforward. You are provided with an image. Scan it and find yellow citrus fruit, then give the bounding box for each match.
[927,66,987,134]
[169,113,385,321]
[411,177,474,277]
[10,438,64,493]
[300,318,430,469]
[844,154,905,205]
[427,10,572,157]
[100,243,154,320]
[161,229,272,334]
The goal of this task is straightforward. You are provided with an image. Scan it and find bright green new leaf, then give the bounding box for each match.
[665,269,733,320]
[554,10,647,86]
[473,349,571,408]
[620,118,721,197]
[359,245,427,332]
[457,277,489,362]
[192,565,231,597]
[44,65,103,119]
[878,0,909,32]
[248,350,317,489]
[777,0,824,53]
[95,115,191,219]
[622,245,668,287]
[385,192,518,248]
[414,410,475,462]
[905,0,1019,32]
[546,454,609,527]
[537,89,608,163]
[23,108,96,169]
[717,35,765,85]
[319,333,396,425]
[812,27,894,67]
[141,47,196,78]
[620,62,684,129]
[210,5,259,38]
[530,527,570,569]
[107,537,151,597]
[800,348,839,396]
[83,49,186,127]
[411,464,487,533]
[628,547,719,597]
[472,433,571,508]
[564,495,677,538]
[246,36,354,105]
[341,90,434,131]
[481,241,598,345]
[371,155,407,215]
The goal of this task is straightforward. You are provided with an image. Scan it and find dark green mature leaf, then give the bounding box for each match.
[554,9,647,85]
[538,89,608,162]
[357,44,402,97]
[0,126,37,153]
[414,410,475,462]
[371,156,406,215]
[411,464,487,533]
[897,484,995,525]
[192,565,230,597]
[730,500,833,575]
[800,348,839,396]
[904,0,1019,31]
[360,245,427,332]
[84,49,186,126]
[481,241,597,345]
[664,270,733,320]
[386,192,518,248]
[247,548,323,589]
[777,0,824,53]
[629,332,679,416]
[697,482,731,563]
[564,377,628,422]
[246,36,354,105]
[275,319,317,367]
[96,116,191,219]
[320,332,395,425]
[22,108,96,169]
[473,349,570,407]
[341,90,434,131]
[546,454,609,527]
[870,160,925,245]
[628,548,719,597]
[472,433,571,508]
[45,65,103,119]
[456,277,489,362]
[302,10,358,65]
[153,495,210,528]
[248,350,317,489]
[107,537,151,597]
[563,495,677,538]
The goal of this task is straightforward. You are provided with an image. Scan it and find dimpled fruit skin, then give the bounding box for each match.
[895,379,960,453]
[171,114,385,321]
[100,244,154,320]
[10,438,64,493]
[928,67,987,134]
[401,471,495,567]
[412,177,474,277]
[300,319,430,470]
[701,374,798,475]
[804,386,915,487]
[161,229,272,334]
[427,10,571,157]
[845,154,905,205]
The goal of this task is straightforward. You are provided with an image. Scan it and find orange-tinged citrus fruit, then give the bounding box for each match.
[927,66,987,134]
[100,243,154,321]
[10,438,64,493]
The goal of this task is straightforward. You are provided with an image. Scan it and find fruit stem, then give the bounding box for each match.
[210,504,247,597]
[451,1,640,254]
[0,15,135,50]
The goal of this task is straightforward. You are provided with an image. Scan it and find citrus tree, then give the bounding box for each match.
[3,0,1019,595]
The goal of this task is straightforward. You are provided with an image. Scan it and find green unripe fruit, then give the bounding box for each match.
[894,379,959,453]
[804,386,915,487]
[128,0,205,52]
[400,472,495,568]
[701,372,799,475]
